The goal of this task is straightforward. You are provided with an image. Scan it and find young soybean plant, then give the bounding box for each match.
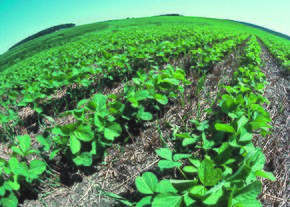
[0,135,46,207]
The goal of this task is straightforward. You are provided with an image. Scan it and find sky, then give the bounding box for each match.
[0,0,289,55]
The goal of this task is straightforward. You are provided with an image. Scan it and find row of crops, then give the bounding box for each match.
[0,22,289,206]
[259,35,290,71]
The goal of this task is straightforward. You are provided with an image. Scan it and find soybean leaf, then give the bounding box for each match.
[0,186,5,196]
[215,123,236,133]
[73,152,92,166]
[155,180,178,193]
[189,185,207,198]
[239,127,253,142]
[170,179,198,192]
[137,108,153,121]
[104,122,122,141]
[16,135,31,154]
[77,99,89,108]
[135,90,149,101]
[237,116,249,131]
[73,124,94,142]
[183,194,198,206]
[154,94,168,105]
[136,196,152,207]
[183,166,198,174]
[233,199,262,207]
[202,188,223,205]
[158,160,182,170]
[152,193,182,207]
[1,192,18,207]
[29,160,46,176]
[255,170,276,181]
[70,135,81,154]
[173,154,192,161]
[198,158,222,186]
[135,172,158,194]
[232,181,262,205]
[36,135,51,152]
[155,148,172,160]
[49,148,61,160]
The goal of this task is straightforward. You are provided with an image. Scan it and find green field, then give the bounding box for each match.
[0,16,289,207]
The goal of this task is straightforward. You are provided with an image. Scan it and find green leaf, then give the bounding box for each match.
[183,166,198,174]
[245,148,265,172]
[29,160,46,175]
[73,152,93,166]
[137,108,153,121]
[155,148,172,160]
[104,122,122,141]
[17,134,31,153]
[77,99,89,108]
[135,90,149,101]
[13,162,28,177]
[233,181,262,205]
[92,94,108,116]
[170,179,198,192]
[158,160,182,170]
[0,186,5,196]
[70,135,81,154]
[215,142,232,164]
[233,199,262,207]
[94,114,104,130]
[183,194,197,206]
[90,141,97,155]
[255,170,276,181]
[8,157,18,174]
[215,123,236,133]
[237,116,249,131]
[198,158,222,186]
[173,154,192,161]
[190,185,207,198]
[49,148,61,160]
[6,176,20,191]
[163,78,180,85]
[239,128,253,142]
[249,114,271,130]
[36,135,51,152]
[135,172,158,194]
[202,188,223,205]
[1,192,18,207]
[155,180,178,193]
[11,147,24,157]
[73,124,94,142]
[61,123,79,135]
[154,94,168,105]
[189,158,201,168]
[152,193,182,207]
[136,196,152,207]
[182,138,199,146]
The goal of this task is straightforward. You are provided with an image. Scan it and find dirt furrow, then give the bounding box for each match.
[257,39,290,207]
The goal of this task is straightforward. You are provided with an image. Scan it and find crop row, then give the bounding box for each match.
[131,36,275,207]
[260,37,290,71]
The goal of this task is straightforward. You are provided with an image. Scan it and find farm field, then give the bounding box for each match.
[0,16,289,207]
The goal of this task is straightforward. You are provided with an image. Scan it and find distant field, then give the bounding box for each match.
[0,16,289,207]
[1,16,289,71]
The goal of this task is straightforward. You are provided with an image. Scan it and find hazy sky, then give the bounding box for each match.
[0,0,289,55]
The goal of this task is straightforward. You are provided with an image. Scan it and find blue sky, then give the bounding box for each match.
[0,0,289,55]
